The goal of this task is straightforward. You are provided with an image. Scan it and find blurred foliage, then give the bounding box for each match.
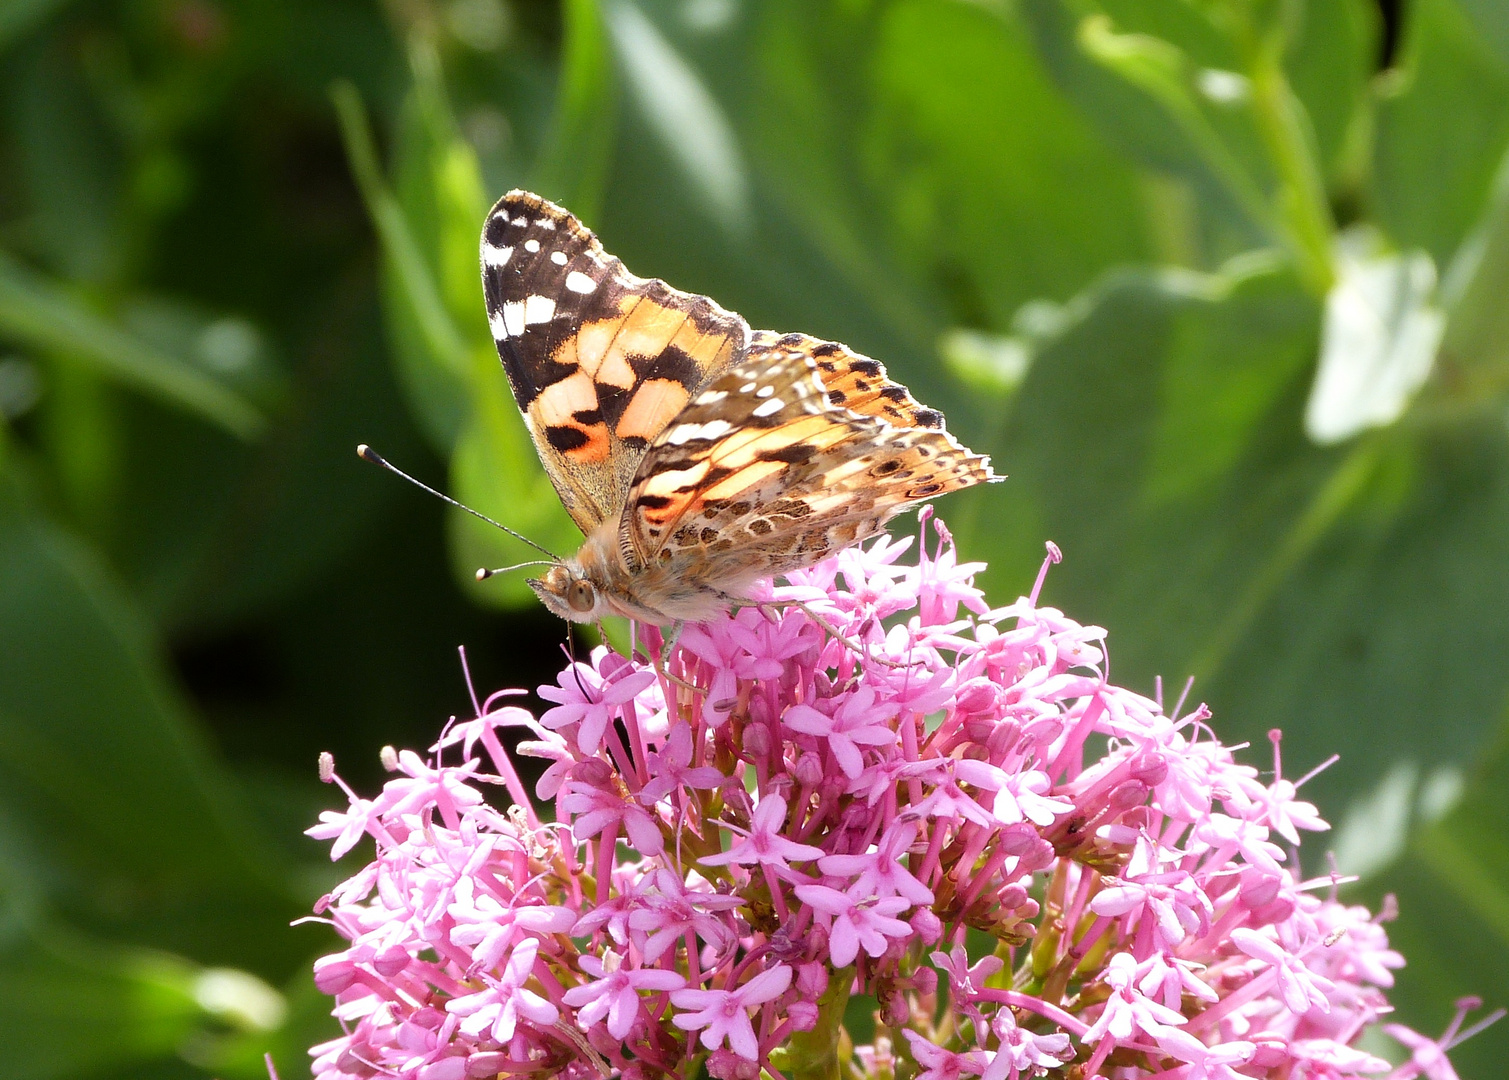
[0,0,1506,1076]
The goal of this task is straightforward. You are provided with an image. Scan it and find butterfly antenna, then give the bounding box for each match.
[475,560,556,580]
[356,444,560,561]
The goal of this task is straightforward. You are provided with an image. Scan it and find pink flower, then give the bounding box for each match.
[638,722,725,804]
[561,949,685,1039]
[1082,952,1188,1045]
[445,938,558,1043]
[903,1030,988,1080]
[817,821,933,906]
[700,793,823,879]
[982,1010,1072,1080]
[671,964,793,1060]
[793,884,911,967]
[783,686,898,779]
[1231,927,1337,1015]
[539,648,657,755]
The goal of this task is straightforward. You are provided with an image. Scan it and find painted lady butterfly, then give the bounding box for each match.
[481,190,998,628]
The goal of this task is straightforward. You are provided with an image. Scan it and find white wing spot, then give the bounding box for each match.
[564,271,598,294]
[524,238,541,253]
[752,397,784,418]
[483,244,513,268]
[536,218,556,229]
[550,251,568,266]
[667,419,733,445]
[695,389,729,405]
[488,310,510,340]
[524,295,556,325]
[756,385,776,398]
[739,382,757,393]
[501,302,525,338]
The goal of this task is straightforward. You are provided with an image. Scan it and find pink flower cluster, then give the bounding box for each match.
[304,515,1496,1080]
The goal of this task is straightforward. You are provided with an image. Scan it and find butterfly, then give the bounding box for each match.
[480,190,999,629]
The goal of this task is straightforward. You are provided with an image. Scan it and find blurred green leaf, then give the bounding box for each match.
[0,926,203,1080]
[1439,145,1509,374]
[8,27,124,283]
[1018,0,1272,266]
[1358,718,1509,1076]
[1373,0,1509,266]
[334,80,472,453]
[865,0,1151,328]
[0,0,74,53]
[1457,0,1509,71]
[0,251,265,439]
[991,256,1509,823]
[1283,0,1376,186]
[606,0,751,238]
[533,0,619,222]
[0,462,295,960]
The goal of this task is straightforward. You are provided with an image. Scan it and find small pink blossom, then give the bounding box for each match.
[670,964,792,1060]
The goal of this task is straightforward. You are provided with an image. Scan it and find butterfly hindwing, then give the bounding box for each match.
[749,330,947,431]
[621,333,993,580]
[481,191,750,535]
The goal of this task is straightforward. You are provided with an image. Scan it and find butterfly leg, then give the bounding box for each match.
[649,619,701,693]
[751,597,917,670]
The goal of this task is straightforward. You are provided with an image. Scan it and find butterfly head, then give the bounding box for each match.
[528,562,615,624]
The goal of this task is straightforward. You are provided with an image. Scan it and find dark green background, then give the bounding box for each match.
[1,0,1506,1076]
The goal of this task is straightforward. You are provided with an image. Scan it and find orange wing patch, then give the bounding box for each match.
[481,191,750,534]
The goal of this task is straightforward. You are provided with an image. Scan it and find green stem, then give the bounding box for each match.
[1244,11,1335,296]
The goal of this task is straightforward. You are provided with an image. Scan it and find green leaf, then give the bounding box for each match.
[0,0,76,52]
[1355,720,1509,1077]
[1282,0,1376,186]
[333,80,473,454]
[1373,0,1509,267]
[532,0,619,223]
[1017,0,1274,264]
[0,251,264,439]
[866,0,1151,328]
[0,462,295,961]
[606,0,751,239]
[0,925,203,1080]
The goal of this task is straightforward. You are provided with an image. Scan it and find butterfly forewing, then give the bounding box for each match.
[481,191,750,535]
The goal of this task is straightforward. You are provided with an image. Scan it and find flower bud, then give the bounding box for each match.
[1129,752,1168,787]
[956,678,998,716]
[795,752,824,787]
[707,1050,759,1080]
[741,723,771,758]
[911,966,938,995]
[571,758,613,787]
[374,944,412,976]
[998,823,1040,856]
[910,908,943,945]
[467,1053,511,1077]
[797,961,829,999]
[1107,779,1150,812]
[880,990,910,1027]
[1240,869,1282,909]
[999,882,1030,910]
[987,720,1022,760]
[963,717,995,744]
[787,1001,820,1032]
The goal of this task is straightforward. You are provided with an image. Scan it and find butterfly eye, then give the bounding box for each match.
[568,579,596,613]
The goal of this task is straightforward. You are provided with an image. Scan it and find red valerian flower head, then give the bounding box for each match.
[304,521,1495,1080]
